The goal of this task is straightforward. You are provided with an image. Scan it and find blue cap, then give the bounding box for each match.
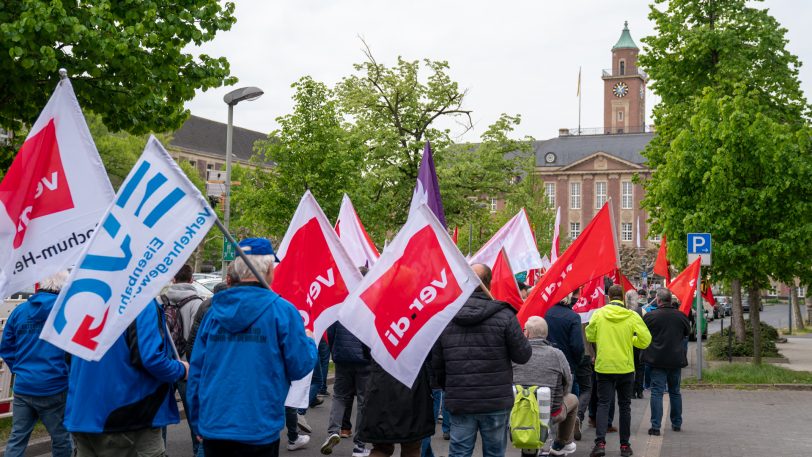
[238,238,280,262]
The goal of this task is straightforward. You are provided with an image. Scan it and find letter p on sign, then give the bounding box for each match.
[687,233,712,266]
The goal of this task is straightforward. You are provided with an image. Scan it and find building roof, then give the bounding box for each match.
[533,132,653,167]
[169,115,268,163]
[613,21,638,50]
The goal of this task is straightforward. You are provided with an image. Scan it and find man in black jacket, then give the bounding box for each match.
[642,288,690,436]
[432,264,532,457]
[545,295,585,388]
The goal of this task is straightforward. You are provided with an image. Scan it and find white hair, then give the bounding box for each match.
[232,255,274,281]
[625,290,639,307]
[39,270,69,291]
[525,316,548,339]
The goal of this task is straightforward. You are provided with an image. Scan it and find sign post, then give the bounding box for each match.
[222,235,236,262]
[687,233,711,380]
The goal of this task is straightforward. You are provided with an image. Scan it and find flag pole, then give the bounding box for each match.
[213,218,271,290]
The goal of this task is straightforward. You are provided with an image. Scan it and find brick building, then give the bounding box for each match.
[534,22,655,248]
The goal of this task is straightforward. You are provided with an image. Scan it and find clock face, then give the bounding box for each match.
[545,152,556,163]
[613,82,629,98]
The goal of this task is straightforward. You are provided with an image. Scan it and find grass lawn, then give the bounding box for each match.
[780,326,812,335]
[685,363,812,385]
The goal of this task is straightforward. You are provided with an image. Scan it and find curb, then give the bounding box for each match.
[0,435,52,455]
[683,383,812,391]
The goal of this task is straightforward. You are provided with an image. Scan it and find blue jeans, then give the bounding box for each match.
[178,380,200,455]
[319,339,330,394]
[649,367,682,430]
[448,409,510,457]
[6,391,72,457]
[421,389,450,457]
[300,346,326,414]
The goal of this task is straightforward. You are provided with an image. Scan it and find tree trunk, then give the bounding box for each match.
[791,282,804,330]
[731,278,746,343]
[749,286,762,365]
[805,286,812,326]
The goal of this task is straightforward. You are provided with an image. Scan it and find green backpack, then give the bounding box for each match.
[510,385,544,449]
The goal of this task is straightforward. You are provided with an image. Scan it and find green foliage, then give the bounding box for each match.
[639,0,812,289]
[0,0,237,137]
[707,321,781,359]
[684,363,812,385]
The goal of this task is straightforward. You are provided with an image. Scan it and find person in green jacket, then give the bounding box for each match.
[584,285,651,457]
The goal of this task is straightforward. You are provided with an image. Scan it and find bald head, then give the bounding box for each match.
[472,264,492,289]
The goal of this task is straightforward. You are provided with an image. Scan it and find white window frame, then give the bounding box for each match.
[621,222,633,241]
[621,181,633,209]
[545,183,556,209]
[650,234,662,242]
[570,222,581,240]
[595,182,607,209]
[490,197,497,213]
[570,182,581,209]
[799,287,806,298]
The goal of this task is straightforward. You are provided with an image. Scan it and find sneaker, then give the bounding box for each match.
[589,442,606,457]
[352,447,370,457]
[648,428,660,436]
[340,428,352,438]
[320,434,341,455]
[607,425,618,433]
[672,425,681,432]
[550,441,576,456]
[443,432,450,440]
[573,417,582,441]
[310,397,325,407]
[288,435,310,451]
[620,444,633,457]
[297,414,312,434]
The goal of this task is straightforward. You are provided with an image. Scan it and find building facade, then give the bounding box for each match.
[535,23,655,249]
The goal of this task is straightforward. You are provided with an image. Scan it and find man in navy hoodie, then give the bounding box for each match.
[64,291,188,455]
[0,271,72,457]
[188,238,317,457]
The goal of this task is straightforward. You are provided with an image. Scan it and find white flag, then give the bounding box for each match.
[41,136,216,360]
[0,79,114,299]
[335,194,380,268]
[469,209,542,274]
[551,206,561,263]
[338,204,479,387]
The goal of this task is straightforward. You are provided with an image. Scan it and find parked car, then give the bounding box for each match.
[193,273,220,282]
[718,296,732,317]
[741,295,763,313]
[688,307,708,342]
[196,277,223,292]
[4,287,35,301]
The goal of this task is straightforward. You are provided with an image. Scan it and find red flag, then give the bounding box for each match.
[273,191,363,342]
[490,248,523,310]
[610,269,635,293]
[452,226,459,244]
[572,276,606,321]
[701,280,716,306]
[338,204,480,387]
[653,234,671,284]
[518,204,618,325]
[526,269,539,287]
[668,258,701,316]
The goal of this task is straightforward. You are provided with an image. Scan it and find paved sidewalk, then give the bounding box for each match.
[777,337,812,372]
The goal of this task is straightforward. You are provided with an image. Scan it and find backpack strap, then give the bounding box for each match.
[174,295,201,308]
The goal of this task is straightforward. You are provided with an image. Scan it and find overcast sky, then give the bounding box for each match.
[184,0,812,142]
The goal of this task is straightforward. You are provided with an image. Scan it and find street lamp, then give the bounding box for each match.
[222,86,264,278]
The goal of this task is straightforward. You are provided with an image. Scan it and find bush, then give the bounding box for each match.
[707,321,781,359]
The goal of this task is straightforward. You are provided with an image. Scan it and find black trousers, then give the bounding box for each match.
[633,348,644,395]
[589,369,614,424]
[595,372,634,446]
[204,439,280,457]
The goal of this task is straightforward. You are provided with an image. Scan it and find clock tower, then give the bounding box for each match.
[603,21,647,134]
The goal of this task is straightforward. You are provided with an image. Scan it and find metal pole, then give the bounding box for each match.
[214,218,270,290]
[222,104,234,280]
[788,289,792,335]
[696,263,703,380]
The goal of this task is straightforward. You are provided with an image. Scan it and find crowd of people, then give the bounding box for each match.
[0,237,692,457]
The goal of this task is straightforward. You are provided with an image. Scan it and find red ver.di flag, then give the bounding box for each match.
[572,276,606,323]
[41,137,216,360]
[273,191,363,343]
[517,203,618,325]
[338,204,479,387]
[490,248,523,310]
[0,78,114,299]
[669,257,701,316]
[469,208,542,274]
[334,194,379,269]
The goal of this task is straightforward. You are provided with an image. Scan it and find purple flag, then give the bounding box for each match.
[408,141,446,228]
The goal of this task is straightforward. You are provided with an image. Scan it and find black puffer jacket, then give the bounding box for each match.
[642,306,690,369]
[327,322,370,364]
[431,290,532,415]
[358,360,434,444]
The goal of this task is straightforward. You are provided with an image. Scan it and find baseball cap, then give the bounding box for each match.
[238,238,280,262]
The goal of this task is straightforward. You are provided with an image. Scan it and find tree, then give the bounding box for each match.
[640,0,812,363]
[0,0,237,164]
[336,45,472,235]
[237,76,365,238]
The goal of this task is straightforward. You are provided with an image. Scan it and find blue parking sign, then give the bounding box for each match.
[687,233,711,265]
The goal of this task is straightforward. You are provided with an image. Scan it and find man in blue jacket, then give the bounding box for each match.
[188,238,317,457]
[0,272,72,457]
[64,293,188,456]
